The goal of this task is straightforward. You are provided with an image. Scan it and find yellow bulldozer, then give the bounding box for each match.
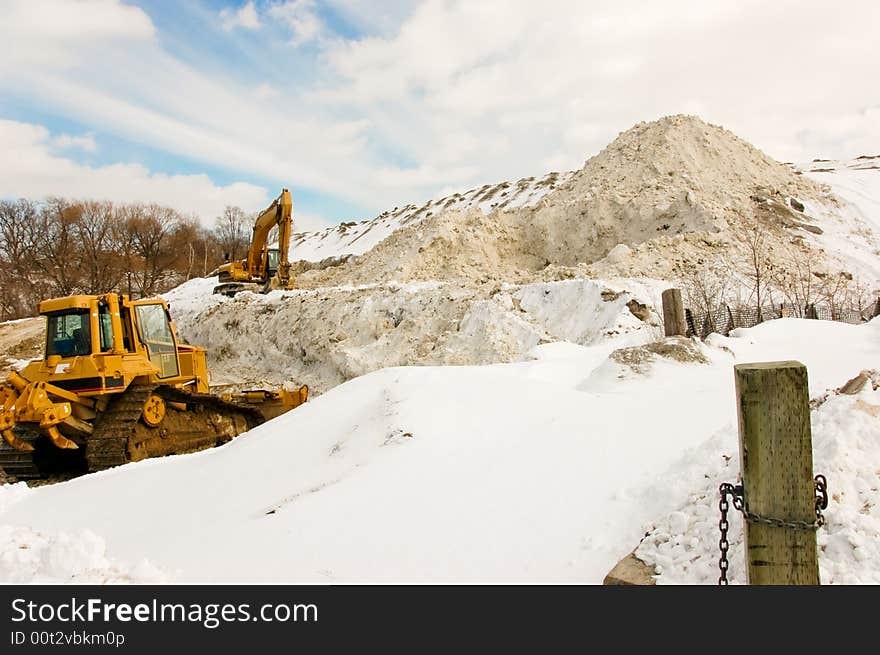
[213,188,295,296]
[0,292,307,480]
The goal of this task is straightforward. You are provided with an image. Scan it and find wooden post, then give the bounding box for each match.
[734,361,819,585]
[662,288,686,337]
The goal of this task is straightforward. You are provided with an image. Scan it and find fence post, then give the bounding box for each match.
[734,361,819,585]
[662,288,686,337]
[806,304,818,319]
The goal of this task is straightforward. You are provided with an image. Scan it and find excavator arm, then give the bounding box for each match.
[244,188,293,285]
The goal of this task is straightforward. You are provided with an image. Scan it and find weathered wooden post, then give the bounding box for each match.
[734,361,820,585]
[662,288,686,337]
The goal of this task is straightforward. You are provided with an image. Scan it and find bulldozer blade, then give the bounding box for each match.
[2,428,34,452]
[47,426,79,450]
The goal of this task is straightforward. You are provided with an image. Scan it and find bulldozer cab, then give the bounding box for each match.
[40,295,182,380]
[131,301,180,379]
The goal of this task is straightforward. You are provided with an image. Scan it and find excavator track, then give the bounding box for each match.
[86,384,264,473]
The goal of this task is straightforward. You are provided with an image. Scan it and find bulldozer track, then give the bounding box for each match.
[1,385,268,480]
[156,386,264,429]
[0,427,42,480]
[0,427,85,482]
[85,385,155,472]
[86,384,264,473]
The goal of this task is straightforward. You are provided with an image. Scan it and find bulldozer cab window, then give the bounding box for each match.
[134,304,180,379]
[98,303,114,352]
[46,310,91,358]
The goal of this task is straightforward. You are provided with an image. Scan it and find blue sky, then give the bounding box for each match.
[1,1,878,230]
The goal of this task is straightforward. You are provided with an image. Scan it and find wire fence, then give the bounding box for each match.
[685,300,880,340]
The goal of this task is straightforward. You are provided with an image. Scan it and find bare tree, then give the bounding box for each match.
[771,240,819,317]
[31,197,83,297]
[733,219,774,322]
[214,205,250,263]
[0,199,40,319]
[679,256,733,335]
[75,200,123,293]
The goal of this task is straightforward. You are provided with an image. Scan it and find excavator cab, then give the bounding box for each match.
[266,248,280,277]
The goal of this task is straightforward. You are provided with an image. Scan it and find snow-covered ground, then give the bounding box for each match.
[2,318,878,584]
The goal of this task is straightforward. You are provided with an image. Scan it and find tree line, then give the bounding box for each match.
[0,198,254,321]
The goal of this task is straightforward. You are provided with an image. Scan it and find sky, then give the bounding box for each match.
[1,0,878,230]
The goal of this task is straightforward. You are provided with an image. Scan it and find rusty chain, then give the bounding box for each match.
[718,475,828,585]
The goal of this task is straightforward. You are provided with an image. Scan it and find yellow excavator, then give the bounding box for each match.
[213,188,295,296]
[0,292,307,480]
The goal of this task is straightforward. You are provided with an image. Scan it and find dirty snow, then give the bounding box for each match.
[164,276,666,394]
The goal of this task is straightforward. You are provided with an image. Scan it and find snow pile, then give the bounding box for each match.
[161,117,880,395]
[162,275,223,318]
[797,155,880,283]
[290,171,574,263]
[635,386,880,585]
[290,115,867,291]
[635,323,880,584]
[167,276,665,393]
[2,318,879,583]
[0,490,169,583]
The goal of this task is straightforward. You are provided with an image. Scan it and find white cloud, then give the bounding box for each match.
[291,209,334,233]
[0,0,154,69]
[0,120,271,226]
[268,0,323,45]
[220,1,261,31]
[322,0,416,35]
[52,133,97,153]
[318,0,880,187]
[254,82,281,100]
